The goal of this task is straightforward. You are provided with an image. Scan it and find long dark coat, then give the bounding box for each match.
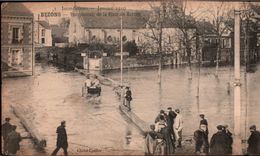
[209,131,229,155]
[225,130,233,155]
[194,129,209,154]
[56,125,68,148]
[1,122,13,140]
[161,127,175,155]
[247,131,260,155]
[6,130,22,154]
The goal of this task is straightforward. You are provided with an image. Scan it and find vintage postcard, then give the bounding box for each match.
[1,1,260,155]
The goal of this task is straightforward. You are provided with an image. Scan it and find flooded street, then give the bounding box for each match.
[2,63,144,155]
[2,62,260,154]
[107,64,260,140]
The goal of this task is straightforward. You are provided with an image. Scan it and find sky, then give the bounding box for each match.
[21,1,256,24]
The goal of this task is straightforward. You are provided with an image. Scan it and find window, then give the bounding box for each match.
[41,38,45,44]
[12,28,19,44]
[11,49,22,66]
[41,29,45,37]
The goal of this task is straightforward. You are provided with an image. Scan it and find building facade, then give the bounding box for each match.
[34,20,52,47]
[1,3,34,77]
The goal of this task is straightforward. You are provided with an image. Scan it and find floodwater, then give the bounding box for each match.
[2,62,260,154]
[2,63,144,154]
[107,64,260,140]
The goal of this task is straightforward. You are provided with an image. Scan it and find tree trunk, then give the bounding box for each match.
[158,54,162,84]
[215,43,220,78]
[187,47,192,80]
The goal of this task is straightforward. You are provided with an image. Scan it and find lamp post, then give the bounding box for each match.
[232,10,242,155]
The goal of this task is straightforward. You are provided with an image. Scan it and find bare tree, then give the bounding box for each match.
[139,2,166,85]
[165,0,199,80]
[207,2,231,78]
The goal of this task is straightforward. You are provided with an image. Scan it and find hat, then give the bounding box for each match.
[217,125,223,130]
[167,107,172,110]
[199,114,205,117]
[61,120,66,125]
[5,117,11,121]
[175,109,180,113]
[250,125,256,130]
[160,110,165,114]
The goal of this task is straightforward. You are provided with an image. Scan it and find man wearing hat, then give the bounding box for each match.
[1,117,13,154]
[199,114,208,135]
[6,125,22,155]
[173,109,183,148]
[51,121,68,156]
[124,86,132,111]
[247,125,260,155]
[193,124,209,155]
[166,107,177,146]
[223,125,233,155]
[209,125,229,155]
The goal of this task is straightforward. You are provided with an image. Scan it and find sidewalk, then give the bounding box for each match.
[2,96,45,156]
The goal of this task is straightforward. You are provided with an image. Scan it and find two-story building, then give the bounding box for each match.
[68,7,149,46]
[34,20,52,47]
[1,3,34,77]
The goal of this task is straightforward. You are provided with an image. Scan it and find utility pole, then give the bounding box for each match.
[38,14,40,44]
[120,16,123,87]
[120,16,124,103]
[233,10,242,155]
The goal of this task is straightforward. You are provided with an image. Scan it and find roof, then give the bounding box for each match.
[36,20,51,29]
[196,20,215,35]
[50,25,68,38]
[73,7,151,29]
[1,3,33,17]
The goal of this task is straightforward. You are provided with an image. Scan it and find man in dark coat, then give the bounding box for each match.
[194,124,209,155]
[1,117,13,154]
[247,125,260,155]
[166,107,177,147]
[6,125,22,155]
[209,125,229,155]
[124,86,132,111]
[51,121,68,156]
[199,114,209,135]
[223,125,233,155]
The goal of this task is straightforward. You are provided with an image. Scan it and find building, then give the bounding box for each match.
[34,20,52,47]
[68,6,197,61]
[196,20,232,63]
[68,6,149,46]
[1,3,34,77]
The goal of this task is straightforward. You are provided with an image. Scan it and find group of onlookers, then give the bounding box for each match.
[1,118,22,155]
[144,107,183,155]
[144,110,260,155]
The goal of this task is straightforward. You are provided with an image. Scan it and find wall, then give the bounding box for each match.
[1,15,34,77]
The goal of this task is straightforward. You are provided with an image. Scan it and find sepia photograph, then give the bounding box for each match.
[1,0,260,155]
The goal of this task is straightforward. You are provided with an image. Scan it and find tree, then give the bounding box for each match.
[123,40,138,56]
[207,2,231,78]
[140,2,166,84]
[166,0,199,80]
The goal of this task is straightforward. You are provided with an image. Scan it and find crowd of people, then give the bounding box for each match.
[144,109,260,155]
[144,107,183,155]
[1,118,22,155]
